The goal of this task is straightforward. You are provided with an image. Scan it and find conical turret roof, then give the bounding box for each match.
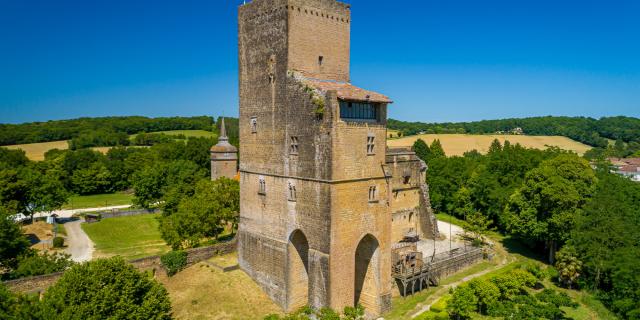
[210,117,237,153]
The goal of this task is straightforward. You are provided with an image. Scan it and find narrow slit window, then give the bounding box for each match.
[250,117,257,133]
[318,56,323,66]
[290,136,299,154]
[288,182,297,201]
[258,177,266,195]
[368,186,377,202]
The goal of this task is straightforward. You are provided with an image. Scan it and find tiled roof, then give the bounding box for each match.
[305,79,392,103]
[608,157,640,166]
[618,165,640,173]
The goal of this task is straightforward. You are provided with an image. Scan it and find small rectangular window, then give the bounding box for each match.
[250,117,257,133]
[290,136,299,155]
[367,135,375,155]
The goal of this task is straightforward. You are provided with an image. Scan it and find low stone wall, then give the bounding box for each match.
[2,272,64,295]
[3,239,238,294]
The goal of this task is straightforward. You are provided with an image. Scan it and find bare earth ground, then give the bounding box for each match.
[387,134,591,156]
[161,252,282,320]
[22,221,55,250]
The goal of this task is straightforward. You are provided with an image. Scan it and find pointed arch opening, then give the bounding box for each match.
[354,234,380,311]
[287,229,310,311]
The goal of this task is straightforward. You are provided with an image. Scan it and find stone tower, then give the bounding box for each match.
[210,117,238,180]
[237,0,392,316]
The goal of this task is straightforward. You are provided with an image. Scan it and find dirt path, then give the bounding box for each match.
[33,205,132,219]
[64,220,94,262]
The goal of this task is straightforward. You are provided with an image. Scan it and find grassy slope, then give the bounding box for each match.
[387,133,592,156]
[81,213,169,260]
[162,253,282,320]
[4,130,215,161]
[63,192,133,209]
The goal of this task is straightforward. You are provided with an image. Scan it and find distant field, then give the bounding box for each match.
[81,213,169,260]
[63,192,134,209]
[3,130,215,161]
[129,129,216,139]
[387,134,591,156]
[5,140,69,161]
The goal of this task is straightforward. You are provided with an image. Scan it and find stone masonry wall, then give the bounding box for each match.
[4,240,238,294]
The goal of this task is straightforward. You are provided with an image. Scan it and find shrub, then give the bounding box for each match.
[160,250,187,276]
[523,262,546,280]
[10,251,73,279]
[52,237,64,248]
[535,288,578,308]
[469,279,500,314]
[429,294,450,313]
[40,258,171,319]
[447,284,478,319]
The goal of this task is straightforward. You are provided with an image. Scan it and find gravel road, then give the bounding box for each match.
[64,220,94,262]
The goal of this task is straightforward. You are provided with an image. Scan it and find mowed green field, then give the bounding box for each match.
[387,133,592,156]
[3,129,216,161]
[81,213,170,260]
[63,192,134,209]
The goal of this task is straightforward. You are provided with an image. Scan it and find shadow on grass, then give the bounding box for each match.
[501,236,547,263]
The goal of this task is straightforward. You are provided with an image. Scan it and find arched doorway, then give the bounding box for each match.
[287,230,309,311]
[354,234,380,311]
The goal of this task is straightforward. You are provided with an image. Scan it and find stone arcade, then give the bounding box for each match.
[236,0,438,316]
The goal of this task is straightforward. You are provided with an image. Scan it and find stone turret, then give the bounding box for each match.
[210,117,238,180]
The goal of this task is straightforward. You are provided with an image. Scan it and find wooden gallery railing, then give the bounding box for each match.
[392,246,484,296]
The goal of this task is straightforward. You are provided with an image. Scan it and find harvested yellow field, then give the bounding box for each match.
[387,134,591,156]
[5,140,69,161]
[162,253,282,320]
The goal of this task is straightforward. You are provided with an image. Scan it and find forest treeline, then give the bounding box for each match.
[0,115,215,146]
[417,138,640,319]
[389,116,640,148]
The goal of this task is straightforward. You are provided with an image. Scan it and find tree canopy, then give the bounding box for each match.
[40,258,172,320]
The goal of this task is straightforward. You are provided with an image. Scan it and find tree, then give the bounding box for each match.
[429,139,446,160]
[160,178,239,249]
[40,258,171,320]
[0,207,30,270]
[412,139,431,162]
[448,284,478,319]
[505,154,597,262]
[463,211,492,244]
[22,169,68,222]
[554,246,582,289]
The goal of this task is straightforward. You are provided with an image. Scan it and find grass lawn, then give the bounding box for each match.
[162,253,281,320]
[63,192,134,209]
[387,133,591,156]
[81,213,169,260]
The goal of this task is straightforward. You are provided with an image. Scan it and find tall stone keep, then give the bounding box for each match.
[237,0,394,316]
[210,117,238,180]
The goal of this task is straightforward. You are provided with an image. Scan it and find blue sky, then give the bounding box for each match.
[0,0,638,124]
